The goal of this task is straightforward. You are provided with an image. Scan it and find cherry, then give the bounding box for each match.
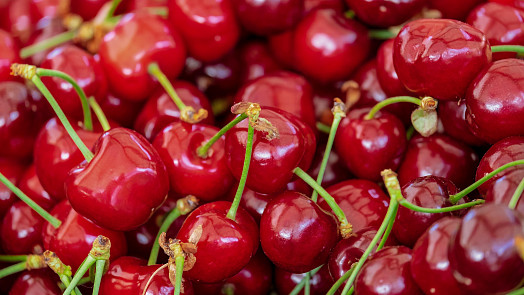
[260,191,339,273]
[99,91,144,128]
[439,100,486,146]
[448,203,524,294]
[355,246,423,295]
[232,0,304,35]
[376,39,412,98]
[345,0,425,27]
[293,8,370,84]
[125,0,168,12]
[224,183,277,224]
[18,165,55,210]
[8,269,61,295]
[137,264,194,295]
[311,83,343,126]
[134,80,214,141]
[429,0,485,20]
[304,0,345,15]
[40,45,108,120]
[220,250,273,295]
[98,13,186,101]
[397,134,479,190]
[465,58,524,143]
[304,143,353,188]
[0,29,21,82]
[238,40,283,84]
[268,29,296,70]
[335,108,407,181]
[0,158,26,216]
[167,0,240,62]
[5,0,35,44]
[274,264,335,295]
[66,127,169,231]
[233,71,317,129]
[23,18,68,66]
[70,0,111,21]
[489,0,524,10]
[393,19,492,101]
[411,216,462,295]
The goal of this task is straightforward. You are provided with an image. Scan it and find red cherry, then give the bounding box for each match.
[224,183,278,224]
[99,13,186,101]
[393,19,492,101]
[232,0,304,35]
[70,0,112,21]
[23,18,68,66]
[176,201,259,283]
[1,201,46,254]
[137,263,194,295]
[18,165,55,210]
[238,41,283,83]
[0,29,21,81]
[439,100,486,146]
[489,0,524,10]
[429,0,485,20]
[8,269,61,295]
[304,0,345,15]
[29,0,61,22]
[220,250,273,295]
[167,0,240,62]
[0,158,26,216]
[376,39,413,98]
[268,29,296,70]
[274,264,335,295]
[66,127,169,231]
[345,0,425,27]
[99,92,145,128]
[5,0,35,43]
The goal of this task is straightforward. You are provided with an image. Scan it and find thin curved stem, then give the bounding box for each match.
[0,255,28,263]
[63,256,96,295]
[106,0,123,21]
[174,256,184,295]
[365,96,421,120]
[508,177,524,210]
[326,266,355,295]
[92,259,105,295]
[0,261,27,279]
[59,276,81,295]
[368,29,396,40]
[316,122,331,134]
[288,265,322,295]
[491,45,524,55]
[197,114,247,158]
[147,63,187,111]
[89,97,110,132]
[377,203,398,251]
[20,30,76,59]
[399,199,484,213]
[148,208,182,266]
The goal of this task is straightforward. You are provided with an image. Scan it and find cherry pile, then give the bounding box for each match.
[0,0,523,294]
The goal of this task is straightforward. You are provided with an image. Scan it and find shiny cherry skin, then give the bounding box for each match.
[0,29,21,82]
[449,204,524,294]
[224,183,278,224]
[238,40,283,83]
[168,0,240,62]
[465,58,524,143]
[304,0,345,15]
[226,107,316,194]
[153,122,234,202]
[40,45,108,119]
[18,165,55,210]
[9,270,61,295]
[260,191,339,273]
[134,80,214,141]
[320,180,390,233]
[345,0,425,27]
[293,9,370,84]
[393,176,459,247]
[99,92,144,128]
[397,134,479,189]
[411,216,462,295]
[335,108,407,181]
[66,127,169,231]
[99,13,186,101]
[34,117,101,200]
[0,158,26,216]
[176,201,259,283]
[429,0,485,20]
[302,142,353,188]
[233,71,317,129]
[268,29,296,69]
[355,246,423,295]
[489,0,524,10]
[220,250,273,295]
[394,19,492,101]
[274,264,334,295]
[42,200,127,271]
[439,100,486,146]
[376,39,412,98]
[1,201,47,254]
[232,0,304,35]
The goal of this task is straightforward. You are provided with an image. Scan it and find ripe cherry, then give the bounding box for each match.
[0,29,21,82]
[439,100,485,146]
[8,269,61,295]
[274,264,335,295]
[429,0,485,20]
[238,41,283,83]
[0,158,26,216]
[220,250,273,295]
[18,165,55,210]
[345,0,425,27]
[232,0,304,35]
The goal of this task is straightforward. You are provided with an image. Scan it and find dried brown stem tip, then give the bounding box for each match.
[181,106,209,124]
[89,235,111,260]
[10,64,37,80]
[341,80,361,109]
[44,250,72,277]
[177,195,199,215]
[26,254,46,270]
[420,96,438,111]
[332,98,347,117]
[231,102,279,140]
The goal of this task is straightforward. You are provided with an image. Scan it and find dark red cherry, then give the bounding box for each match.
[293,9,370,83]
[220,250,273,295]
[320,180,390,233]
[304,0,345,15]
[168,0,240,62]
[66,127,169,231]
[274,264,335,295]
[484,169,524,215]
[70,0,111,21]
[34,117,101,200]
[465,58,524,143]
[376,39,412,98]
[397,134,479,189]
[224,183,278,224]
[238,41,283,83]
[310,82,343,125]
[233,71,317,129]
[0,158,26,216]
[176,201,259,283]
[99,92,144,128]
[260,191,339,273]
[134,80,214,141]
[42,200,127,271]
[153,122,234,202]
[449,204,524,294]
[18,165,55,210]
[439,100,486,146]
[345,0,425,27]
[268,29,296,69]
[1,201,46,254]
[335,108,407,181]
[40,45,108,120]
[99,13,186,101]
[355,246,423,295]
[411,216,462,295]
[393,176,459,247]
[137,263,194,295]
[394,19,492,101]
[429,0,485,20]
[9,270,61,295]
[303,143,353,188]
[0,29,21,82]
[232,0,304,35]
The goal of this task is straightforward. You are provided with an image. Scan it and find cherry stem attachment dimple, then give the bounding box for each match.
[288,265,323,295]
[508,177,524,210]
[197,113,248,158]
[20,30,76,59]
[491,45,524,56]
[88,97,110,132]
[365,96,427,120]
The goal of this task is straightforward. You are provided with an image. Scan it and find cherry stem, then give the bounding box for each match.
[491,45,524,55]
[365,96,422,120]
[327,266,355,295]
[316,122,331,134]
[406,125,415,140]
[449,159,524,204]
[377,202,398,251]
[148,63,186,109]
[36,68,93,131]
[92,259,105,295]
[147,7,169,17]
[345,10,355,19]
[197,113,248,158]
[44,251,81,295]
[0,171,61,228]
[227,121,255,221]
[304,272,311,295]
[0,255,28,262]
[368,29,396,40]
[293,167,352,238]
[0,261,28,279]
[64,256,96,295]
[507,287,524,295]
[20,30,76,59]
[106,0,123,21]
[508,177,524,210]
[288,265,322,295]
[0,255,45,279]
[400,198,484,213]
[89,97,110,132]
[174,256,184,295]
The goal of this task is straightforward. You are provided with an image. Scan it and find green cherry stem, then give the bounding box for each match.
[377,202,398,251]
[88,97,110,132]
[304,272,311,295]
[197,113,248,158]
[44,251,81,295]
[36,68,93,131]
[0,255,46,279]
[368,29,396,40]
[20,31,76,59]
[288,265,323,295]
[0,261,28,279]
[0,255,28,263]
[508,287,524,295]
[92,259,106,295]
[508,177,524,210]
[491,45,524,55]
[0,171,61,228]
[106,0,123,21]
[174,255,184,295]
[400,199,485,213]
[59,277,92,290]
[365,96,423,120]
[449,159,524,204]
[316,122,331,134]
[326,266,355,295]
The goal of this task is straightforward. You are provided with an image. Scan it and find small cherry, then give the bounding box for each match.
[274,264,335,295]
[8,269,61,295]
[345,0,425,27]
[1,201,48,254]
[232,0,304,35]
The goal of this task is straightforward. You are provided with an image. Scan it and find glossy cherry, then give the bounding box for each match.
[394,18,491,101]
[355,246,423,295]
[0,158,26,216]
[98,13,186,101]
[66,127,169,231]
[411,216,462,295]
[0,29,21,82]
[376,39,412,98]
[465,58,524,143]
[224,183,278,224]
[345,0,425,27]
[226,107,316,194]
[439,100,485,146]
[449,204,524,294]
[99,91,144,128]
[232,0,304,35]
[335,108,407,181]
[176,201,259,283]
[168,0,240,62]
[429,0,486,20]
[274,264,335,295]
[18,165,55,210]
[8,269,61,295]
[220,250,273,295]
[238,41,283,84]
[397,134,479,189]
[260,191,339,273]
